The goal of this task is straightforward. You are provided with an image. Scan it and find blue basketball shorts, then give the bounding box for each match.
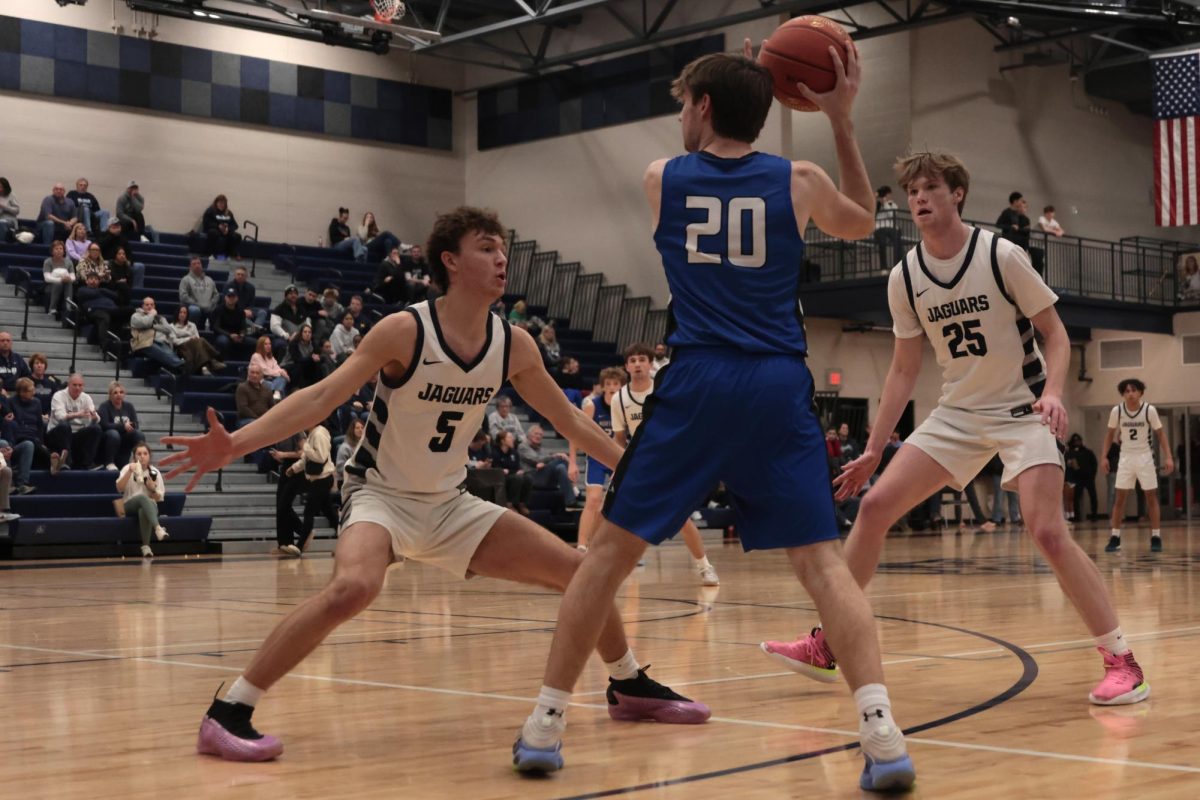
[602,347,838,551]
[586,457,612,487]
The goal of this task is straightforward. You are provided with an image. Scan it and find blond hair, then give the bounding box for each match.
[894,151,970,214]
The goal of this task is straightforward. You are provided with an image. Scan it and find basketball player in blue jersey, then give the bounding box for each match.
[576,367,624,550]
[762,151,1150,708]
[161,207,709,764]
[513,42,916,792]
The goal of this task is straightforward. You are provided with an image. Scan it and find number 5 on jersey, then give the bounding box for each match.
[943,320,988,359]
[685,195,766,268]
[429,410,463,452]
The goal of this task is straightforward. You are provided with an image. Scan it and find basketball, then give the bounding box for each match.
[758,16,853,112]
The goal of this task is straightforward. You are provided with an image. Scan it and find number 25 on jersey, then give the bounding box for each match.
[685,196,766,268]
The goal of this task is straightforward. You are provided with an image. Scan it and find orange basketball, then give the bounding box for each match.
[758,16,853,112]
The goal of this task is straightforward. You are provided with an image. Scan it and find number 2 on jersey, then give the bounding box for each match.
[942,320,988,359]
[429,410,463,452]
[685,195,766,268]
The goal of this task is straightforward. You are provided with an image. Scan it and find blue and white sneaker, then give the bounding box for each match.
[860,752,916,792]
[512,737,563,773]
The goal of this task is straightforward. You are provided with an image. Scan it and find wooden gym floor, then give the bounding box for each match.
[1,520,1197,799]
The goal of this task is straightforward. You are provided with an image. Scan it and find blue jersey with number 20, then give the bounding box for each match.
[654,151,808,355]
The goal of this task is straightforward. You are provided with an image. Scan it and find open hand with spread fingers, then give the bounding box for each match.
[159,407,237,492]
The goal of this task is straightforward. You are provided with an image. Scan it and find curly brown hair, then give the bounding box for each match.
[425,206,507,292]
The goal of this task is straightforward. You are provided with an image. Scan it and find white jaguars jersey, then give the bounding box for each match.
[1107,402,1161,458]
[888,227,1059,413]
[611,384,651,436]
[343,301,511,495]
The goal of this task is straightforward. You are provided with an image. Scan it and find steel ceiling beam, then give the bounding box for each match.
[414,0,617,52]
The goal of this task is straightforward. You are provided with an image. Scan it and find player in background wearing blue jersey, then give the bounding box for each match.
[512,40,915,792]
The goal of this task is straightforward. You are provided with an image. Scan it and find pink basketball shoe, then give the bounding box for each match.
[197,699,284,761]
[760,627,839,683]
[1089,648,1150,705]
[606,666,711,724]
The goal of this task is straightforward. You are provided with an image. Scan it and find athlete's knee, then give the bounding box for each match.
[854,490,895,532]
[1029,522,1069,559]
[322,574,381,618]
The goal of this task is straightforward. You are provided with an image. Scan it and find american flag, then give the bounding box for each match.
[1153,51,1200,226]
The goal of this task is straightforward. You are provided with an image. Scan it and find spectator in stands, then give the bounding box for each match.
[518,424,578,508]
[65,222,92,262]
[874,185,901,272]
[997,191,1043,274]
[328,207,366,262]
[551,356,586,406]
[74,242,110,285]
[876,430,902,475]
[538,325,562,369]
[467,429,493,468]
[75,273,122,348]
[27,354,62,413]
[346,294,371,336]
[68,177,107,236]
[167,306,225,376]
[650,342,670,376]
[284,323,322,390]
[47,373,102,470]
[115,443,168,558]
[235,363,274,428]
[330,312,358,363]
[317,340,338,381]
[359,212,400,264]
[250,336,289,400]
[403,245,433,301]
[0,331,31,395]
[9,378,53,482]
[1038,205,1065,237]
[0,444,18,524]
[270,285,305,348]
[97,217,131,263]
[1066,433,1099,521]
[130,296,185,373]
[107,247,138,307]
[373,247,407,304]
[335,418,364,484]
[493,430,532,515]
[271,430,307,543]
[223,266,268,328]
[179,255,219,330]
[98,380,144,470]
[314,287,344,342]
[41,240,76,319]
[37,182,78,244]
[202,194,241,259]
[1178,255,1200,302]
[0,177,19,242]
[213,287,249,357]
[299,287,323,325]
[115,181,158,243]
[286,422,337,554]
[508,300,530,327]
[340,374,374,429]
[837,422,860,462]
[487,395,525,444]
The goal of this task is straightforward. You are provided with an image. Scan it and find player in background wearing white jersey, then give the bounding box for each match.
[612,343,718,586]
[762,152,1150,707]
[575,367,625,551]
[162,207,709,763]
[1101,378,1174,553]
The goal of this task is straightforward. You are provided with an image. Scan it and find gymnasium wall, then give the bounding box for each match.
[0,3,465,248]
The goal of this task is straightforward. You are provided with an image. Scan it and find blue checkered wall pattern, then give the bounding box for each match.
[0,15,452,150]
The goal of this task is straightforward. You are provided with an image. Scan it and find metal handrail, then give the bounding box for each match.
[9,267,36,341]
[242,220,260,277]
[63,298,80,373]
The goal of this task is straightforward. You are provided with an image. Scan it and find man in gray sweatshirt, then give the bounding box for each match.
[114,181,159,243]
[179,256,219,330]
[37,183,77,244]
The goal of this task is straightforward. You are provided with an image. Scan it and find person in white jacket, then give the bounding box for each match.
[282,423,337,556]
[115,443,168,557]
[41,240,76,318]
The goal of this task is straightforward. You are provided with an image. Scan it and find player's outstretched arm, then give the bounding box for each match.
[833,334,923,500]
[507,327,624,470]
[160,312,416,490]
[1029,305,1069,439]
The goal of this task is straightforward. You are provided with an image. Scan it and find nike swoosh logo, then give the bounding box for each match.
[915,287,931,297]
[422,358,443,365]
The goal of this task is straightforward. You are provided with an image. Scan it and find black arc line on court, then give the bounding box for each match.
[551,612,1039,800]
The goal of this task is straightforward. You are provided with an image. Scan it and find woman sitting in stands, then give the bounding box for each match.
[493,430,532,516]
[283,323,322,391]
[27,353,63,414]
[98,380,145,470]
[65,222,91,262]
[41,240,75,318]
[335,418,364,488]
[358,211,401,264]
[249,336,289,399]
[167,305,225,376]
[115,443,168,558]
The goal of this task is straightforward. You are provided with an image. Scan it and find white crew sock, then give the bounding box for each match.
[1111,528,1121,539]
[1151,529,1161,539]
[523,685,571,747]
[604,649,641,681]
[693,556,712,571]
[224,676,265,708]
[1095,627,1131,656]
[854,683,907,762]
